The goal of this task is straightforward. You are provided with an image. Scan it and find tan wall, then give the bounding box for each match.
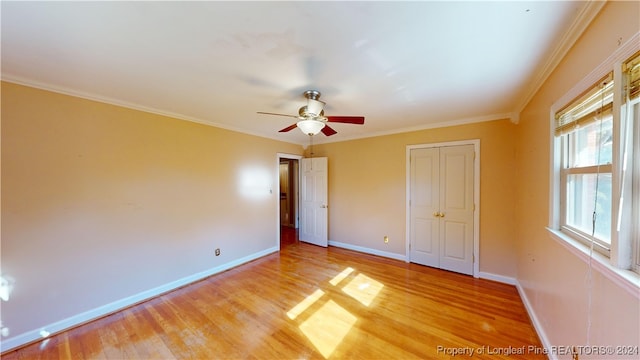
[1,82,302,343]
[310,118,518,277]
[2,1,639,353]
[515,1,639,354]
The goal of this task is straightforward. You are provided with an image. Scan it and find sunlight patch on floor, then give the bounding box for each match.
[341,273,384,307]
[329,267,354,286]
[287,267,386,358]
[287,289,325,320]
[299,300,357,359]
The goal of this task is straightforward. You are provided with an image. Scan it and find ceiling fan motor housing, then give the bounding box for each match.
[299,106,325,118]
[302,90,325,117]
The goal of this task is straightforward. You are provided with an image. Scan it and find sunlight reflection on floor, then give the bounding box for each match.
[287,267,385,358]
[329,267,354,286]
[287,289,325,320]
[299,300,358,359]
[342,273,384,307]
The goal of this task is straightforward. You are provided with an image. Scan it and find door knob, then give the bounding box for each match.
[321,204,328,208]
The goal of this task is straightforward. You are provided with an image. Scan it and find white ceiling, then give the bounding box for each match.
[1,1,599,145]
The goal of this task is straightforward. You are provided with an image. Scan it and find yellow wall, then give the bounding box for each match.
[1,81,302,343]
[515,1,639,354]
[310,118,518,277]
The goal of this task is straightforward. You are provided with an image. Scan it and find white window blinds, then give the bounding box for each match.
[555,73,614,136]
[624,51,640,100]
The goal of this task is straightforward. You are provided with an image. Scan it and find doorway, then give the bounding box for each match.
[278,154,302,248]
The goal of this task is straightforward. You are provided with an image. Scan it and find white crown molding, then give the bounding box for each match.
[313,112,514,145]
[513,0,607,121]
[3,74,515,147]
[0,75,293,144]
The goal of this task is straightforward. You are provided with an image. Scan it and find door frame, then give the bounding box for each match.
[405,139,480,277]
[277,153,302,249]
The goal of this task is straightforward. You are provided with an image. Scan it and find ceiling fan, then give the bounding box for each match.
[257,90,365,136]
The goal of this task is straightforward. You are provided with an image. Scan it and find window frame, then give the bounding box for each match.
[558,91,614,255]
[548,33,640,294]
[629,97,640,273]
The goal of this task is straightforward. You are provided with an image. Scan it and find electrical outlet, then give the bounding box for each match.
[215,248,221,256]
[384,236,389,244]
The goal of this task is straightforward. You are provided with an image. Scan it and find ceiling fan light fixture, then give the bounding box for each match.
[297,119,325,136]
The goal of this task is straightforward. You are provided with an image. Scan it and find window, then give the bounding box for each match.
[551,46,640,278]
[556,75,614,253]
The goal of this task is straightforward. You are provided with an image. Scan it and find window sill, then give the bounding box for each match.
[546,227,640,299]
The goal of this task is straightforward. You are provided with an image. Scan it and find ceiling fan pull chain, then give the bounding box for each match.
[309,134,314,169]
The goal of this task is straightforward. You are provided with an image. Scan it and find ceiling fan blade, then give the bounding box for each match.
[321,125,337,136]
[257,111,299,119]
[326,116,365,124]
[279,123,298,133]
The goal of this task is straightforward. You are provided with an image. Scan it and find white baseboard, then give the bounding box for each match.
[0,246,279,353]
[478,271,516,285]
[328,240,407,261]
[516,281,555,360]
[479,273,553,359]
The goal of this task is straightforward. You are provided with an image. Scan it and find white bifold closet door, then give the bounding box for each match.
[409,145,474,275]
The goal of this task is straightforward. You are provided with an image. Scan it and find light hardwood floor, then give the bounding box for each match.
[3,242,544,359]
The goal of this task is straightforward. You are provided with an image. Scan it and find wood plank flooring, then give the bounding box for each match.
[2,241,544,359]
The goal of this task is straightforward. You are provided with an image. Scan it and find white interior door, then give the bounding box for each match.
[409,145,475,275]
[438,145,474,275]
[300,157,328,247]
[409,148,440,267]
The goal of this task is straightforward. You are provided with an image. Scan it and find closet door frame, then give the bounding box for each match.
[405,139,480,277]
